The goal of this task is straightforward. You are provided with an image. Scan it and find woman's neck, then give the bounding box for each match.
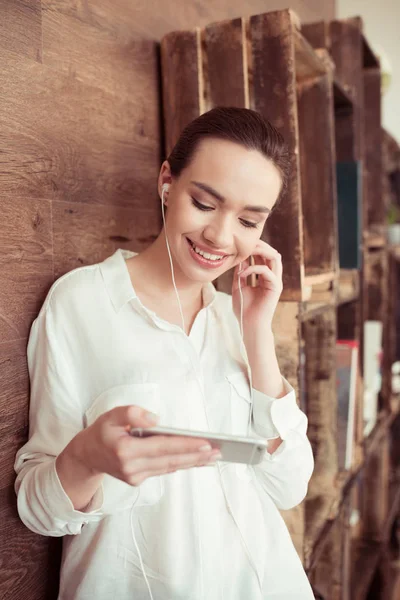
[126,232,205,309]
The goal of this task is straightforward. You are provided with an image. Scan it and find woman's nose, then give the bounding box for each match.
[202,217,233,251]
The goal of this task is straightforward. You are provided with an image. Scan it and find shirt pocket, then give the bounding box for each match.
[225,372,254,481]
[85,383,164,512]
[226,371,252,436]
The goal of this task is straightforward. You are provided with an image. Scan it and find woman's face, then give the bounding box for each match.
[159,137,283,283]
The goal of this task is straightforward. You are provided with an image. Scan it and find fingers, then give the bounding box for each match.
[238,264,282,291]
[125,448,221,485]
[108,404,159,429]
[251,242,282,278]
[116,434,222,485]
[127,434,216,458]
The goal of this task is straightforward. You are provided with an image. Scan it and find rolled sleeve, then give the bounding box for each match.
[16,459,104,537]
[251,378,304,440]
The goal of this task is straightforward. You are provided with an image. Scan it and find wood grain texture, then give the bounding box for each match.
[52,199,160,278]
[250,10,304,301]
[41,0,335,43]
[301,21,329,50]
[0,196,53,343]
[365,249,387,322]
[0,0,42,62]
[329,18,364,163]
[302,309,339,550]
[309,499,350,600]
[273,302,304,559]
[41,7,160,103]
[203,18,249,110]
[0,48,159,207]
[297,73,337,276]
[161,29,203,156]
[363,68,383,230]
[0,339,62,600]
[361,436,390,541]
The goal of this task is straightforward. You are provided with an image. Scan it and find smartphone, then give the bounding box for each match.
[129,425,268,465]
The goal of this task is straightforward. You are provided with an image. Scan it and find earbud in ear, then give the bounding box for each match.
[161,183,170,205]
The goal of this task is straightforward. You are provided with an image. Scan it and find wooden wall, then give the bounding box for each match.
[0,1,335,599]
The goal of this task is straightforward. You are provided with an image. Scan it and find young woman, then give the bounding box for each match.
[15,107,314,600]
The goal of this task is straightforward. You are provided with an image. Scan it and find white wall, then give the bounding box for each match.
[337,0,400,144]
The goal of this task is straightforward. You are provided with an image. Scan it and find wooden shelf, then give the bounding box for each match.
[364,232,386,249]
[351,477,400,600]
[306,408,400,573]
[337,290,359,306]
[333,76,353,110]
[363,35,380,69]
[293,27,327,82]
[300,301,335,321]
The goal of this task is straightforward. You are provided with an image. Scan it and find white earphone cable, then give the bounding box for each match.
[161,186,186,333]
[130,186,259,599]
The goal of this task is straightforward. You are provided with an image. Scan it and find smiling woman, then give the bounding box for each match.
[15,106,314,600]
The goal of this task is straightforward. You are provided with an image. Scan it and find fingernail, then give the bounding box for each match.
[145,411,159,425]
[199,444,212,452]
[209,452,222,463]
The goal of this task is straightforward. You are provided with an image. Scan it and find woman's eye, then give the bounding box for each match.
[191,197,214,211]
[240,219,258,229]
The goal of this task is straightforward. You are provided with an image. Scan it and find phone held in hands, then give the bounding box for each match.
[129,425,267,465]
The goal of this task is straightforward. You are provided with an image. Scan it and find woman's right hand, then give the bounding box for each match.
[69,405,221,487]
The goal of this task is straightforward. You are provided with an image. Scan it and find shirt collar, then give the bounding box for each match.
[100,248,217,314]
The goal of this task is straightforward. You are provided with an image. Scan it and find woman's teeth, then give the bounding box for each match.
[191,241,224,261]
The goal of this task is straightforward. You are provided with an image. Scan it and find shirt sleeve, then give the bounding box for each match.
[250,380,314,511]
[14,304,105,537]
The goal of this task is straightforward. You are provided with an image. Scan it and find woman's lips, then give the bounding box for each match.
[186,237,230,269]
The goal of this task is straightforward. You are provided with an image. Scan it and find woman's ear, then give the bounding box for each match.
[158,161,172,199]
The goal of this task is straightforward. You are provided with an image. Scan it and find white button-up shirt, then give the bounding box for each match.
[15,249,314,600]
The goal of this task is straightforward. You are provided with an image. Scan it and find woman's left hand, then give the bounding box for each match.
[232,240,283,334]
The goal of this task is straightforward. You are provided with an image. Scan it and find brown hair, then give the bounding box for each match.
[167,106,290,205]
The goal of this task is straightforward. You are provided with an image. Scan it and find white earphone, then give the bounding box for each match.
[161,183,170,203]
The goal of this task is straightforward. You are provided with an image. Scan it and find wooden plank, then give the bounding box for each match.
[329,18,364,162]
[161,29,204,155]
[303,308,339,556]
[0,485,61,600]
[308,499,349,600]
[250,10,304,301]
[0,0,42,61]
[52,200,160,279]
[0,339,61,600]
[297,73,337,276]
[0,47,159,208]
[0,339,29,490]
[41,0,336,43]
[0,196,53,343]
[273,301,304,558]
[365,248,387,321]
[363,68,383,230]
[301,21,329,51]
[381,254,400,411]
[203,18,249,109]
[363,36,380,69]
[293,29,327,82]
[42,7,160,102]
[361,435,390,540]
[334,78,354,111]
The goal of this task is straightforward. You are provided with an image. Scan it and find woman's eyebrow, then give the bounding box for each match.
[191,180,271,214]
